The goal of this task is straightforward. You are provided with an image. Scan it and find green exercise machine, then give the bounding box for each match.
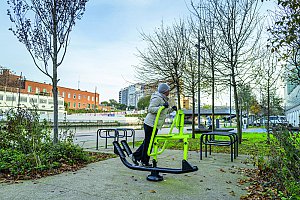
[113,106,198,181]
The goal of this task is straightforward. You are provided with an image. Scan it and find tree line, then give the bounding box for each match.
[135,0,296,141]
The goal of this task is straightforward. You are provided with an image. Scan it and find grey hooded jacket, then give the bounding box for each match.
[144,92,173,129]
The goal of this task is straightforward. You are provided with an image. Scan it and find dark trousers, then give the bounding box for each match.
[133,123,157,164]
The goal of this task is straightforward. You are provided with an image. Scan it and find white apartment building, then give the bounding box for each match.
[285,83,300,126]
[0,90,65,120]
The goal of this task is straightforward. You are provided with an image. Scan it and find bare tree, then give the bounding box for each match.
[7,0,88,143]
[211,0,263,143]
[182,48,198,137]
[256,50,283,142]
[237,83,254,127]
[135,20,190,109]
[189,0,223,131]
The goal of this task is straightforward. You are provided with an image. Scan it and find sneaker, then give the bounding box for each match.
[141,162,152,167]
[130,154,139,166]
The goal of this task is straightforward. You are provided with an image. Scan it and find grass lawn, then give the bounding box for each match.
[134,132,271,156]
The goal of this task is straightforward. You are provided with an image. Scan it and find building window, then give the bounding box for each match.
[92,97,94,101]
[59,100,64,105]
[40,99,47,104]
[28,86,32,92]
[78,103,81,108]
[29,97,37,103]
[73,93,76,99]
[20,97,27,102]
[36,87,39,94]
[6,95,16,101]
[73,102,76,108]
[43,88,47,93]
[68,102,70,108]
[96,97,98,102]
[62,92,65,98]
[68,93,71,98]
[0,95,3,100]
[78,94,81,100]
[88,104,90,108]
[88,96,90,101]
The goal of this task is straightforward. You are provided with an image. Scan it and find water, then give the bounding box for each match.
[55,125,143,150]
[57,125,142,135]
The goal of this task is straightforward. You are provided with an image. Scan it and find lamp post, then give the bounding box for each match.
[197,30,201,128]
[195,30,205,129]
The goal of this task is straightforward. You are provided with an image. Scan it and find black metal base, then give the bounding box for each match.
[113,141,198,181]
[147,171,163,182]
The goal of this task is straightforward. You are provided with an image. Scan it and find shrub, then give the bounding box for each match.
[0,107,91,179]
[268,127,300,199]
[40,141,90,165]
[0,107,51,154]
[0,149,33,176]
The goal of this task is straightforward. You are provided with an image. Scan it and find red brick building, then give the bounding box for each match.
[0,67,100,110]
[24,80,100,110]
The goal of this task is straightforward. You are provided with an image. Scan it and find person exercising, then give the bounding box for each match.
[131,83,177,166]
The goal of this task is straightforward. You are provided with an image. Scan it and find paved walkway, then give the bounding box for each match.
[1,127,264,199]
[0,148,254,200]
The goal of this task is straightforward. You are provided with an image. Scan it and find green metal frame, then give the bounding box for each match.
[147,106,192,162]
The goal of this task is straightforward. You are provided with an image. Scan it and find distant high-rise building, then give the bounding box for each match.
[119,87,128,105]
[119,83,145,108]
[119,81,186,109]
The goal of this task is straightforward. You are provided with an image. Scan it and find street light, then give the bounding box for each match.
[229,77,232,127]
[195,30,205,129]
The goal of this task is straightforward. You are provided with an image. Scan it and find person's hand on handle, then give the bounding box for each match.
[163,102,169,108]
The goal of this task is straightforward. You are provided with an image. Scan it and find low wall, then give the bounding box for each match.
[40,113,142,125]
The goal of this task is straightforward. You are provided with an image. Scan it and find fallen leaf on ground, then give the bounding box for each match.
[220,168,226,173]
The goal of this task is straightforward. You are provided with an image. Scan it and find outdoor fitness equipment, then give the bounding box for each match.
[113,106,198,182]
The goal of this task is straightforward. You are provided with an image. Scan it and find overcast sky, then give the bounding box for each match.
[0,0,276,102]
[0,0,192,102]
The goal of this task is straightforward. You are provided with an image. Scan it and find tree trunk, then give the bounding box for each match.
[176,81,181,109]
[52,66,59,144]
[192,92,195,138]
[232,76,242,143]
[267,75,270,143]
[52,1,59,144]
[211,58,215,131]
